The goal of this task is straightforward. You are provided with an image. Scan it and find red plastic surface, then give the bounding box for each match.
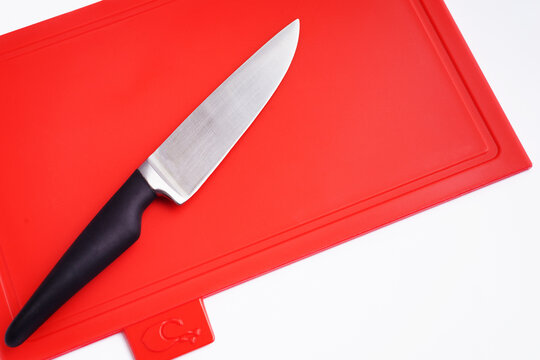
[0,0,531,359]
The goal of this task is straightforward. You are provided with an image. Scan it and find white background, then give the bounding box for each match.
[1,0,539,359]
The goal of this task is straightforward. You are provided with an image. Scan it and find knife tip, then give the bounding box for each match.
[283,19,300,48]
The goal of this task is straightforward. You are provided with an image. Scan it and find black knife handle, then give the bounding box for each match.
[5,170,156,347]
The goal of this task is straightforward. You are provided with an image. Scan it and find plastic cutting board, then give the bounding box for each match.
[0,0,531,359]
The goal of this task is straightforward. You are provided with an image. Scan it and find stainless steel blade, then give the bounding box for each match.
[138,19,299,204]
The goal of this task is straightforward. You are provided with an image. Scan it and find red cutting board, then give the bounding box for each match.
[0,0,531,359]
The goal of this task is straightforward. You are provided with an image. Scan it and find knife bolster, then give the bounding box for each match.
[138,160,188,205]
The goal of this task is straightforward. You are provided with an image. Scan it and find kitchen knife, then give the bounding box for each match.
[5,19,299,347]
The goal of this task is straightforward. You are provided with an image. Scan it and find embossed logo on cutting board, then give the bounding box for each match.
[141,318,202,352]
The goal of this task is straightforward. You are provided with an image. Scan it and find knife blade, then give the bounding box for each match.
[5,19,299,347]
